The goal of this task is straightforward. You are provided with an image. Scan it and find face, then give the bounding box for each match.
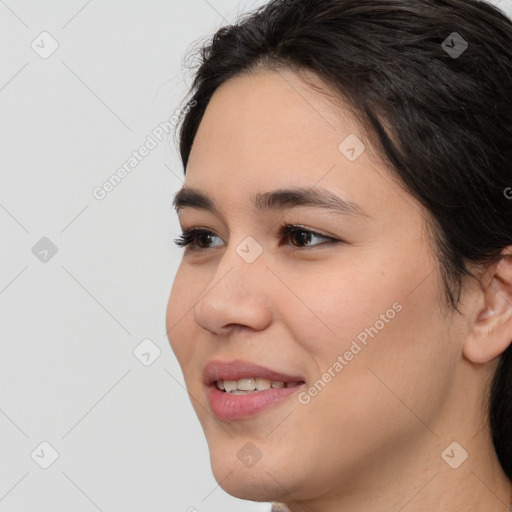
[166,69,465,503]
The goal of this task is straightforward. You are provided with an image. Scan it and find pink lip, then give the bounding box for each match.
[203,359,305,385]
[203,359,306,421]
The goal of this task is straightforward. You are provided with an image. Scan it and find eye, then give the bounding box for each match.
[173,228,224,250]
[279,224,340,248]
[173,224,341,251]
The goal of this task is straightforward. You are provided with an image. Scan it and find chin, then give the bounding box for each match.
[211,466,290,503]
[207,443,298,503]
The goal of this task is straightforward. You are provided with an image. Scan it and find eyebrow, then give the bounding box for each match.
[172,186,371,218]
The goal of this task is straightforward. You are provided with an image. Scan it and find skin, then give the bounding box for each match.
[166,68,512,512]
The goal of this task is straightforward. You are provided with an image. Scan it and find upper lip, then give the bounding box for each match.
[203,359,305,385]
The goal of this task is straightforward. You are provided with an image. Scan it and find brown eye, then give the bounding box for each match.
[279,224,341,248]
[173,228,223,250]
[286,229,315,247]
[196,232,217,249]
[174,224,341,251]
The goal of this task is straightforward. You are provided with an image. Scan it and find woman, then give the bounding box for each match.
[166,0,512,510]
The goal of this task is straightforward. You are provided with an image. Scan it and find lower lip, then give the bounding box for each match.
[207,384,304,421]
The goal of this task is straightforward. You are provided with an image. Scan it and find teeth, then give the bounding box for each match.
[223,380,238,393]
[216,377,290,393]
[237,378,256,391]
[255,377,271,390]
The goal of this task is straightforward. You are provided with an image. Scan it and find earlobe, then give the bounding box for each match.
[463,251,512,364]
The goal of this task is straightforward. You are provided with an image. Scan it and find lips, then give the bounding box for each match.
[203,359,306,421]
[203,359,305,385]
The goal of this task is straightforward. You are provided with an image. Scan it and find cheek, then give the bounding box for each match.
[280,248,453,411]
[293,257,454,428]
[272,257,409,360]
[166,265,202,367]
[282,242,441,358]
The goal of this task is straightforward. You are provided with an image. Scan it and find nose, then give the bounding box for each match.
[193,246,273,336]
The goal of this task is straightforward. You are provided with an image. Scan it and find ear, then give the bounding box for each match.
[463,249,512,364]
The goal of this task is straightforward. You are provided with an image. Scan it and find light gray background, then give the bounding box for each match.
[1,1,511,511]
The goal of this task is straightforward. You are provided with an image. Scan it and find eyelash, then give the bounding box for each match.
[173,224,341,251]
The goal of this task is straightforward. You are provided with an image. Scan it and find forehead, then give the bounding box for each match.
[186,70,365,188]
[188,68,362,167]
[183,68,421,228]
